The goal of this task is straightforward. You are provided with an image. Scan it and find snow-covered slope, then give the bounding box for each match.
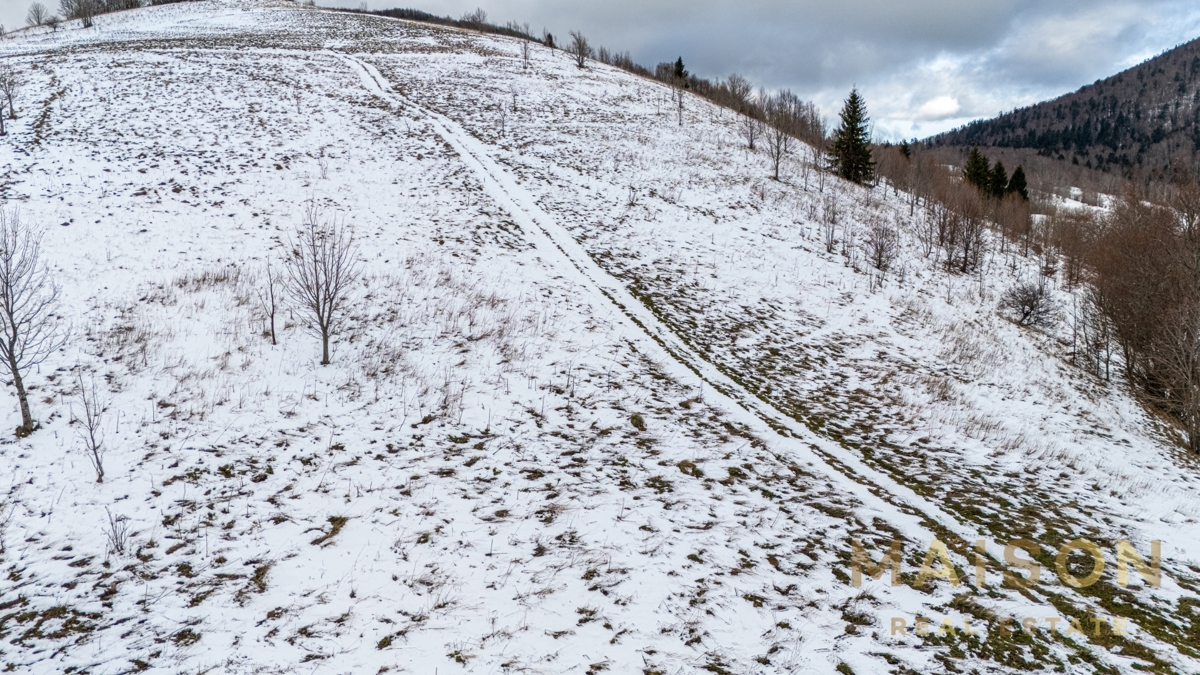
[1,2,1198,674]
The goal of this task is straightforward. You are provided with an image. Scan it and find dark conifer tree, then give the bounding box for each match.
[990,161,1008,198]
[673,57,687,85]
[963,147,991,190]
[899,140,912,159]
[829,88,874,184]
[1006,165,1029,200]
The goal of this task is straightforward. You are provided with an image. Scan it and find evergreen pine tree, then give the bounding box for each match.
[899,140,912,159]
[829,88,874,184]
[1006,166,1029,200]
[990,161,1008,198]
[673,57,687,81]
[963,147,991,190]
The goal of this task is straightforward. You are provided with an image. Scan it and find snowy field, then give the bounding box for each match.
[0,2,1198,673]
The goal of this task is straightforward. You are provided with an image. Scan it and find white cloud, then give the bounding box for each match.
[916,95,961,120]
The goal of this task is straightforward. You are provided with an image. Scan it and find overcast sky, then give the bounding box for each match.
[3,0,1199,139]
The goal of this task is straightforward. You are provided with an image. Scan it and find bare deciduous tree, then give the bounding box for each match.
[763,94,794,181]
[1152,303,1200,453]
[0,67,18,121]
[740,111,762,151]
[284,204,360,365]
[60,0,94,27]
[256,259,280,345]
[0,207,66,436]
[521,40,531,69]
[72,372,106,482]
[568,30,591,68]
[460,7,486,25]
[725,73,752,110]
[26,3,49,26]
[1071,289,1114,381]
[1170,174,1200,239]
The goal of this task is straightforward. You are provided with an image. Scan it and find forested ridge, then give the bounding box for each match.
[932,36,1200,181]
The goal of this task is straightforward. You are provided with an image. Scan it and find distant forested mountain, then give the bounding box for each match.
[930,36,1200,182]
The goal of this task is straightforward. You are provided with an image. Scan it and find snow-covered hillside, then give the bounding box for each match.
[0,2,1198,673]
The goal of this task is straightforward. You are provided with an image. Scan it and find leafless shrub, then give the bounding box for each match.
[104,507,129,556]
[865,219,898,273]
[671,86,684,126]
[26,3,49,26]
[256,260,280,345]
[72,372,106,483]
[284,203,360,365]
[568,31,591,68]
[822,195,839,254]
[0,483,18,559]
[317,149,329,180]
[1001,278,1056,328]
[807,142,828,192]
[0,207,67,436]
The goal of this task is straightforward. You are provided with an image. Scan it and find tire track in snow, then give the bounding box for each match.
[331,50,990,551]
[328,50,1200,672]
[331,49,985,547]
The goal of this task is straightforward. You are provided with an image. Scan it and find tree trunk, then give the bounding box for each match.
[321,330,330,366]
[8,354,31,434]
